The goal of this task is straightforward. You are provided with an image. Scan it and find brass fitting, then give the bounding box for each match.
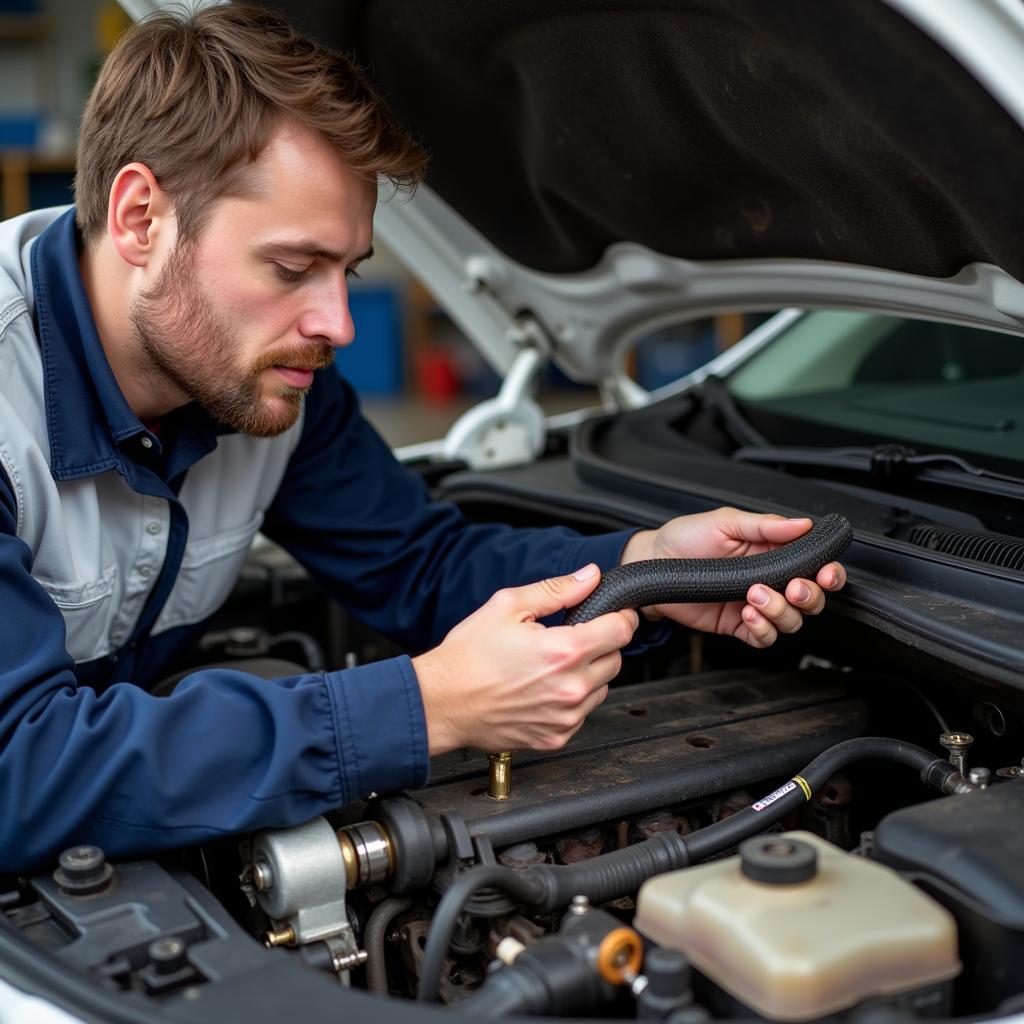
[337,830,358,889]
[336,821,394,889]
[940,731,974,778]
[488,751,513,800]
[263,925,296,948]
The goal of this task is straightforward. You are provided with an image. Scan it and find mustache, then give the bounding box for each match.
[251,346,336,374]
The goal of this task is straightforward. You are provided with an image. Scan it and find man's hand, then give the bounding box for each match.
[413,565,638,755]
[621,508,847,648]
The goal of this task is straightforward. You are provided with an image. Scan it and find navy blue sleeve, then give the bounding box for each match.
[0,463,427,873]
[262,370,640,651]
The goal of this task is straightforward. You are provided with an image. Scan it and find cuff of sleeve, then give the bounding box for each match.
[324,655,429,802]
[626,616,675,655]
[558,528,639,577]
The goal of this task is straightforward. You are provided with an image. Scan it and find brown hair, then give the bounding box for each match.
[75,3,427,244]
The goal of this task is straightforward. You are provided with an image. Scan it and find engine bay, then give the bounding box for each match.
[3,490,1024,1023]
[4,0,1024,1015]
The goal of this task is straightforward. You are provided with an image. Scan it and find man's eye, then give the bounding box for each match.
[345,267,362,281]
[275,264,308,283]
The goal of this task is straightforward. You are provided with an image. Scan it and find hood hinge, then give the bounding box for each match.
[441,316,553,469]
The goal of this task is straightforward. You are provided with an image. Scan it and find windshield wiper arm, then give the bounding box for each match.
[699,376,772,448]
[733,443,1024,493]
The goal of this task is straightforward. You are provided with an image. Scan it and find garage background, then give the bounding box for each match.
[0,0,759,443]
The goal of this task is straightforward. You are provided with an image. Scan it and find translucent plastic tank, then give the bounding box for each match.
[634,831,960,1021]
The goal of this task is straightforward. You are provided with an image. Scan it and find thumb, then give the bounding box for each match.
[515,563,602,621]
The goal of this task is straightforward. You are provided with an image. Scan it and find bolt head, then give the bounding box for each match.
[252,861,273,892]
[59,845,104,876]
[54,845,112,894]
[569,894,590,915]
[940,732,974,750]
[148,936,188,975]
[150,937,185,957]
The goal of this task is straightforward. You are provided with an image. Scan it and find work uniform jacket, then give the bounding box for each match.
[0,207,639,871]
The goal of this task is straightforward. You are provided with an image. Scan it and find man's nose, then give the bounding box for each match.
[298,275,356,349]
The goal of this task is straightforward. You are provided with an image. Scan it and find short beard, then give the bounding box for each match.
[130,243,333,438]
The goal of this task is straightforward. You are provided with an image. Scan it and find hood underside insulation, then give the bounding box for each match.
[268,0,1024,280]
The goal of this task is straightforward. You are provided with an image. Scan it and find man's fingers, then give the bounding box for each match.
[816,562,847,590]
[717,510,813,548]
[739,605,778,648]
[559,608,639,659]
[785,577,826,616]
[500,564,604,621]
[579,680,611,717]
[544,682,611,750]
[747,584,803,634]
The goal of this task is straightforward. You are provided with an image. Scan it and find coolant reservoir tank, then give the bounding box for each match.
[634,831,960,1021]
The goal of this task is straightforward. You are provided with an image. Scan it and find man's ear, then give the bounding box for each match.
[106,163,173,269]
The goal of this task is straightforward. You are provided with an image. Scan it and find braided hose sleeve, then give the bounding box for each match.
[564,513,853,625]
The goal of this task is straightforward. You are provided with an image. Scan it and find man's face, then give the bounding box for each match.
[131,121,377,437]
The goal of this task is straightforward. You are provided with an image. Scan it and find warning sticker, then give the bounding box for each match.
[752,780,798,812]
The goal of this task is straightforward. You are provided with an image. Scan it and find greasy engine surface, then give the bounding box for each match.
[401,667,867,851]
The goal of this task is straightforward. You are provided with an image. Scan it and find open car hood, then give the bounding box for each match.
[271,0,1024,383]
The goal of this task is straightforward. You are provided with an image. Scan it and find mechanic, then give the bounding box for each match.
[0,6,846,872]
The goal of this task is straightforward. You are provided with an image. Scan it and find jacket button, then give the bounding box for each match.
[140,436,154,450]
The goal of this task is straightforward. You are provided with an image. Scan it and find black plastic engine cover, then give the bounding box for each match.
[874,782,1024,1009]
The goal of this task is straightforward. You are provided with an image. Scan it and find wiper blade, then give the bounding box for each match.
[700,375,772,448]
[734,443,1024,493]
[698,377,1024,493]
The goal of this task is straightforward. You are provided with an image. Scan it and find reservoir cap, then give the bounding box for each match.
[741,836,818,885]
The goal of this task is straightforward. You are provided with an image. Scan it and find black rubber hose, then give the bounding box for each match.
[526,829,689,915]
[455,962,553,1018]
[684,736,953,861]
[416,736,955,1003]
[364,895,413,995]
[417,867,546,1004]
[564,512,853,624]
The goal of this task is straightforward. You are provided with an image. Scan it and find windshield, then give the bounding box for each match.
[724,311,1024,475]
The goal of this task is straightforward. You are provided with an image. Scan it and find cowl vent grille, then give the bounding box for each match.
[908,525,1024,571]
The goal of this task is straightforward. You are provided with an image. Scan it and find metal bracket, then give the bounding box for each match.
[322,930,366,986]
[247,817,365,983]
[441,318,551,469]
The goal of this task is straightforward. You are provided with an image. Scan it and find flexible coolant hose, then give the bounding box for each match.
[564,512,853,625]
[365,896,413,995]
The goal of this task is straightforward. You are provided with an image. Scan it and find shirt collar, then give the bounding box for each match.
[30,209,220,481]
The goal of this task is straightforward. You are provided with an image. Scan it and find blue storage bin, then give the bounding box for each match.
[0,115,40,148]
[337,285,403,396]
[634,327,716,390]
